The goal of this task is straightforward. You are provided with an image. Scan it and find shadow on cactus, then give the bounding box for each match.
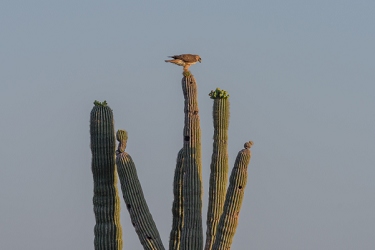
[89,72,253,250]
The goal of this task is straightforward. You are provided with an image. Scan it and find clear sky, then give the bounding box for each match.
[1,1,374,249]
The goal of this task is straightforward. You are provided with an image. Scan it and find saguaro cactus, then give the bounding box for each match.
[212,141,253,249]
[205,88,230,250]
[90,101,122,250]
[180,74,204,250]
[116,130,165,250]
[89,72,254,250]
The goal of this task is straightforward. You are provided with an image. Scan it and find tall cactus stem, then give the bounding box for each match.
[180,74,203,250]
[212,141,253,250]
[205,96,230,250]
[169,148,184,250]
[116,130,165,250]
[90,102,123,250]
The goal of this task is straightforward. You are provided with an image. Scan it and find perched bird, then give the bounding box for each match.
[165,54,201,72]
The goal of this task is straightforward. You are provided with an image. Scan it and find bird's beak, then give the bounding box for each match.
[199,58,202,63]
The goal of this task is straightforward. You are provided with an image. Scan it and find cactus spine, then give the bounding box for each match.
[169,148,184,250]
[205,89,230,250]
[212,141,253,250]
[180,74,203,250]
[90,101,123,250]
[115,130,165,250]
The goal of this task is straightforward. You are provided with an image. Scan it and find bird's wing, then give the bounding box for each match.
[165,59,185,66]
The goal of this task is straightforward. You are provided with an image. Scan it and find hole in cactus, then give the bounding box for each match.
[146,235,153,240]
[238,185,243,189]
[132,222,136,227]
[190,81,193,84]
[193,111,198,115]
[127,204,131,209]
[184,136,190,141]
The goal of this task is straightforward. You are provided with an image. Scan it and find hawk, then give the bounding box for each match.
[165,54,201,72]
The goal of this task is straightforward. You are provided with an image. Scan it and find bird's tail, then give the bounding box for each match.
[165,60,172,63]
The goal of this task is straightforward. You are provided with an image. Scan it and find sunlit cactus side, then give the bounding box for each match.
[212,141,253,250]
[205,89,230,250]
[169,148,184,250]
[90,101,122,250]
[115,130,165,250]
[180,74,203,250]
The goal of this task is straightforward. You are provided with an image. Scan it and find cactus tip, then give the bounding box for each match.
[116,130,128,142]
[93,100,108,107]
[209,88,230,99]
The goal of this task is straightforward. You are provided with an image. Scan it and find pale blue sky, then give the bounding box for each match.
[1,1,374,249]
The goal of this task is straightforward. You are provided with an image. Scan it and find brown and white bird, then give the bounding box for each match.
[165,54,201,72]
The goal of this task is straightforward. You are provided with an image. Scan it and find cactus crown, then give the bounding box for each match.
[183,71,192,77]
[116,130,128,153]
[116,130,128,142]
[209,88,229,99]
[94,100,108,107]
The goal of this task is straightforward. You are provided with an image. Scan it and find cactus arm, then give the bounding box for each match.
[205,95,230,250]
[90,103,123,250]
[116,130,165,250]
[169,149,184,250]
[212,141,253,250]
[180,74,204,250]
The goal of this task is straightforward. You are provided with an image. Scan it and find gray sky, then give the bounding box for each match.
[1,1,374,249]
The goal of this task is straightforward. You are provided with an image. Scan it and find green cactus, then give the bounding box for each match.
[205,95,230,250]
[180,74,204,250]
[90,103,122,250]
[169,148,184,250]
[89,73,254,250]
[212,141,253,250]
[115,130,165,250]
